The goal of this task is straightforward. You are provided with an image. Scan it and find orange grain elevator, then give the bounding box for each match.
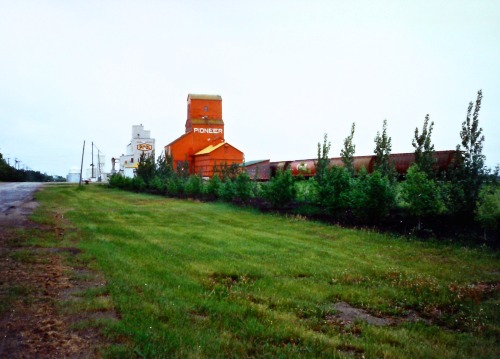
[165,94,244,177]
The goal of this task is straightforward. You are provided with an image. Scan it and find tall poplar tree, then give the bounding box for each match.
[315,133,331,186]
[341,123,356,176]
[374,119,395,179]
[452,90,487,215]
[412,114,436,178]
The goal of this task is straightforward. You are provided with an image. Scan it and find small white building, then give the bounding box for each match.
[114,124,155,178]
[66,167,81,183]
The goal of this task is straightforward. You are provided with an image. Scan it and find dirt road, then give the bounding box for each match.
[0,183,113,358]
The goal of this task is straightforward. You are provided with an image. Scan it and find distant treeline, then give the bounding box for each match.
[0,153,65,182]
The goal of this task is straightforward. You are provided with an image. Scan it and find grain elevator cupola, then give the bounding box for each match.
[185,94,224,134]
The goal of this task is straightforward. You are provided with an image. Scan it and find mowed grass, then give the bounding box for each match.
[33,184,499,358]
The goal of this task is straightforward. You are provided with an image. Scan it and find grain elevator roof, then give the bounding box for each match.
[187,94,222,101]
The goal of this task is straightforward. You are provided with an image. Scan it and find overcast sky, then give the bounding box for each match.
[0,0,498,176]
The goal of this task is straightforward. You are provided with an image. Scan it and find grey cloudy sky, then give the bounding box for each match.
[1,0,498,176]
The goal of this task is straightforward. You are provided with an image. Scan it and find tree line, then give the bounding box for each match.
[0,154,65,182]
[109,90,499,244]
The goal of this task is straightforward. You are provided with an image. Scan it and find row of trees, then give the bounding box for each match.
[109,153,263,203]
[109,90,498,243]
[313,90,498,238]
[403,90,498,234]
[0,153,65,182]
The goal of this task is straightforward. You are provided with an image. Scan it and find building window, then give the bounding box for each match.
[204,106,208,112]
[131,158,134,163]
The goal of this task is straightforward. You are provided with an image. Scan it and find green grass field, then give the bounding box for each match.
[31,184,499,358]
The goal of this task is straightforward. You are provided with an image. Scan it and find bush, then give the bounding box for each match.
[295,178,317,202]
[205,175,222,200]
[350,167,369,220]
[108,173,122,188]
[136,152,155,185]
[351,169,395,223]
[233,171,254,203]
[108,174,133,190]
[186,175,204,199]
[252,181,263,200]
[150,175,167,194]
[166,177,182,197]
[132,176,146,192]
[367,170,395,220]
[218,178,236,202]
[263,169,296,208]
[315,166,351,217]
[476,185,500,242]
[401,164,444,230]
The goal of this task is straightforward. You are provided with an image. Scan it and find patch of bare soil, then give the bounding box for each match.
[0,194,119,358]
[328,301,429,327]
[330,302,392,326]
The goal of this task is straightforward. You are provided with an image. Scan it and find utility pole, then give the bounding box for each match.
[91,141,95,180]
[97,149,101,182]
[79,141,85,186]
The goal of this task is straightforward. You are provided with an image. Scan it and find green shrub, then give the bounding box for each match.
[252,181,263,199]
[315,166,351,216]
[150,175,167,194]
[295,178,317,202]
[476,185,500,241]
[205,174,222,200]
[218,178,236,202]
[108,173,122,188]
[136,152,155,185]
[186,175,204,198]
[401,164,444,229]
[233,171,254,203]
[132,176,146,192]
[351,169,395,223]
[156,153,175,180]
[263,169,296,208]
[108,174,133,190]
[350,167,369,219]
[166,177,181,197]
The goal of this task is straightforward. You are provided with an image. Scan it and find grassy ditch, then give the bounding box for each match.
[32,184,499,358]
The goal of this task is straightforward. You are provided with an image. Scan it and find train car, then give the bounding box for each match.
[242,160,271,181]
[329,158,343,168]
[389,150,457,175]
[434,150,457,172]
[270,161,293,177]
[389,152,416,174]
[351,155,375,173]
[255,150,457,180]
[289,159,316,177]
[288,155,377,178]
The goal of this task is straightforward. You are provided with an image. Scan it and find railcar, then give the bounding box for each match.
[260,150,456,180]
